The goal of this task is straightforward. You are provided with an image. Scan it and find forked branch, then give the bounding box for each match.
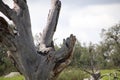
[0,0,76,80]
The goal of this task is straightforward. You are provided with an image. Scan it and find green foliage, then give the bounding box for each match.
[101,69,120,80]
[0,46,17,76]
[101,23,120,68]
[73,42,104,71]
[70,40,82,67]
[71,23,120,70]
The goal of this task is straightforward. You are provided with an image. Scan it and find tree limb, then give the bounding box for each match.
[51,34,76,78]
[41,0,61,47]
[0,0,77,79]
[13,0,27,10]
[55,34,76,61]
[0,16,16,51]
[37,0,61,54]
[0,1,15,20]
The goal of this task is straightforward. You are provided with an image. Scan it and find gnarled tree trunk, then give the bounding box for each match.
[0,0,76,80]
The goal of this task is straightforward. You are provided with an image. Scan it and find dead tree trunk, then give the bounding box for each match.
[0,0,76,80]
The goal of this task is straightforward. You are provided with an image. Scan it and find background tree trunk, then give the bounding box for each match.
[0,0,76,80]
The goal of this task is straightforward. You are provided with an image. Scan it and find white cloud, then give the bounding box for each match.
[70,4,120,29]
[53,4,120,44]
[28,1,51,35]
[1,1,120,45]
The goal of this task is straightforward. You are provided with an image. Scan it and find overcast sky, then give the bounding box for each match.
[1,0,120,45]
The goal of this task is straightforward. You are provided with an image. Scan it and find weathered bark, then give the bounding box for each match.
[0,0,76,80]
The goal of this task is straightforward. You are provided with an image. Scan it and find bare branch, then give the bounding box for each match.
[53,57,71,79]
[13,0,27,10]
[55,34,76,61]
[83,69,93,75]
[41,0,61,47]
[0,0,77,79]
[0,17,16,51]
[51,34,76,78]
[0,1,15,20]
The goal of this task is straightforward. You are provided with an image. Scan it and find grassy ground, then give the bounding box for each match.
[57,68,89,80]
[101,69,120,80]
[0,75,24,80]
[0,69,120,80]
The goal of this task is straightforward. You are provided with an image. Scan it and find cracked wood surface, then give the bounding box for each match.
[0,0,76,80]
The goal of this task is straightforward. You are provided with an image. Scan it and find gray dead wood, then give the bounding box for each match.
[0,0,76,80]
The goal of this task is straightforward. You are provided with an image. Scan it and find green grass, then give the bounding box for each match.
[101,69,120,80]
[0,69,120,80]
[57,68,89,80]
[0,75,24,80]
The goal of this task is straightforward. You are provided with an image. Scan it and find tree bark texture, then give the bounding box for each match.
[0,0,76,80]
